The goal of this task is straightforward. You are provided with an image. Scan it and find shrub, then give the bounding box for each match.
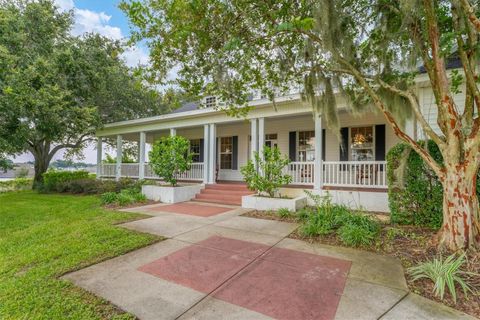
[0,178,32,193]
[101,192,118,204]
[338,224,377,247]
[277,208,292,218]
[149,136,192,186]
[387,140,480,229]
[42,170,90,192]
[241,146,292,197]
[66,179,99,194]
[408,253,476,303]
[299,191,381,246]
[100,188,146,206]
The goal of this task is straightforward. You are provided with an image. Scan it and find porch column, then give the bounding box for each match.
[314,115,323,190]
[116,134,122,181]
[207,123,216,183]
[96,137,102,179]
[170,128,176,136]
[250,119,258,169]
[258,117,265,157]
[138,131,146,180]
[203,124,209,183]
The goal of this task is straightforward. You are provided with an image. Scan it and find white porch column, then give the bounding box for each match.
[116,134,122,181]
[170,128,176,136]
[250,119,258,168]
[138,131,146,180]
[207,123,216,183]
[314,115,323,190]
[258,117,265,157]
[203,124,209,183]
[96,137,102,179]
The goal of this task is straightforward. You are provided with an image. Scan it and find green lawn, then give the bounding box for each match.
[0,191,160,320]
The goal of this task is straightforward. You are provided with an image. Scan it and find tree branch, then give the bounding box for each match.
[377,79,446,148]
[47,134,93,163]
[458,0,480,32]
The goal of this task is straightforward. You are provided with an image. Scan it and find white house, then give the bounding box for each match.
[95,73,457,212]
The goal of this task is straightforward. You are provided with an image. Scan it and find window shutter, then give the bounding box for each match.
[199,139,204,162]
[289,131,296,161]
[339,127,349,161]
[232,136,238,170]
[375,125,386,161]
[322,129,326,161]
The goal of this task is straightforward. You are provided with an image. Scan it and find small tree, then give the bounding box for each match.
[149,136,192,186]
[241,147,292,197]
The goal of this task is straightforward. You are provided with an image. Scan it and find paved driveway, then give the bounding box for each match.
[63,202,476,320]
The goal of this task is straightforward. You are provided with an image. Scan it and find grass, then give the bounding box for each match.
[0,191,160,320]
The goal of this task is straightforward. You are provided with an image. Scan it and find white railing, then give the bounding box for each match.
[121,163,140,178]
[286,162,315,185]
[144,162,204,181]
[323,161,387,188]
[100,164,116,177]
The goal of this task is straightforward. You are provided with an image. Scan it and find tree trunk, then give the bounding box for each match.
[32,152,50,190]
[438,165,480,251]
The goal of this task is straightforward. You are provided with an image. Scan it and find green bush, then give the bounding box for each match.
[149,136,192,186]
[277,208,293,218]
[42,170,90,192]
[299,192,381,246]
[241,146,292,197]
[101,192,118,204]
[338,224,377,247]
[100,188,146,206]
[0,178,32,193]
[66,179,99,194]
[387,141,480,229]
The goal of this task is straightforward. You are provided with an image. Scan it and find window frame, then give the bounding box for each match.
[189,139,201,163]
[297,130,315,162]
[219,136,233,170]
[349,125,375,161]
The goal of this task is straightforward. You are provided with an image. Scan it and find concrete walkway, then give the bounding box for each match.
[63,202,477,320]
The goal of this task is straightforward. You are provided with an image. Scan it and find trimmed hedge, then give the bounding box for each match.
[386,141,480,229]
[42,170,90,192]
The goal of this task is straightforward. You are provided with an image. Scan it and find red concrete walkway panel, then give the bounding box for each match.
[138,243,251,293]
[151,203,233,217]
[212,247,351,320]
[197,235,270,259]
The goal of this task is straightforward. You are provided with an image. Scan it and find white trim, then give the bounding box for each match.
[116,135,122,181]
[139,132,146,179]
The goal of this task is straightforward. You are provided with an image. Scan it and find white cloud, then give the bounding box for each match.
[54,0,74,11]
[72,8,123,40]
[121,46,150,67]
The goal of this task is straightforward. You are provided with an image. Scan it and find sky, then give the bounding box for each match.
[13,0,150,164]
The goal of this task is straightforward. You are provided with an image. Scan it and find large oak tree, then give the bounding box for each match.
[0,0,167,187]
[122,0,480,251]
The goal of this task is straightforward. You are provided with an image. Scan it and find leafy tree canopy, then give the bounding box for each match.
[122,0,480,250]
[0,0,169,187]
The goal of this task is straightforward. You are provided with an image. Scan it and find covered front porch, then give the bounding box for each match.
[96,110,397,191]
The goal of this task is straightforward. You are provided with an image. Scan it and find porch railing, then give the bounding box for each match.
[144,162,204,181]
[323,161,387,188]
[285,162,315,185]
[99,163,116,177]
[99,161,387,188]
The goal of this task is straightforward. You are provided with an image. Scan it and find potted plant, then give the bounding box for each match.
[142,136,203,203]
[241,146,306,210]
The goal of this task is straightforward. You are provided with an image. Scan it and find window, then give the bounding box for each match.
[351,126,374,161]
[220,137,233,169]
[298,131,315,161]
[265,133,278,149]
[205,96,217,108]
[190,139,201,162]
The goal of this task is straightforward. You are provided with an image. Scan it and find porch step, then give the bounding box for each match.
[193,183,254,206]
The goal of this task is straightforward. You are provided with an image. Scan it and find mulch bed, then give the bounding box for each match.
[242,210,480,318]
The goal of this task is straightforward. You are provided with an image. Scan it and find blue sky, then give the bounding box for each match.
[14,0,149,163]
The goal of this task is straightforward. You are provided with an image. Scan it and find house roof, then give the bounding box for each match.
[170,101,200,114]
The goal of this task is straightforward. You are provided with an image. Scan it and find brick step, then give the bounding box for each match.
[193,197,242,206]
[200,188,253,196]
[205,183,250,191]
[195,192,243,202]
